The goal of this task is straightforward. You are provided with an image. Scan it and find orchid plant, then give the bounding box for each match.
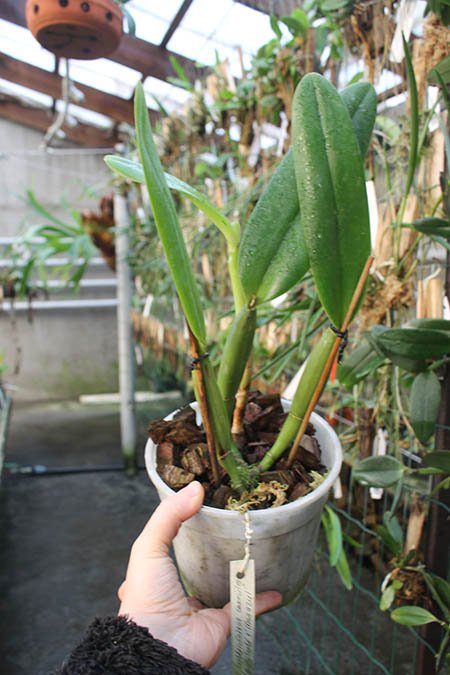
[105,72,377,495]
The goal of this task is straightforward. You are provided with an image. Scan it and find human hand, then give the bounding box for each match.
[118,481,282,668]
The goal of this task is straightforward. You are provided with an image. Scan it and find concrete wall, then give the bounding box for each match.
[0,119,119,401]
[0,119,111,236]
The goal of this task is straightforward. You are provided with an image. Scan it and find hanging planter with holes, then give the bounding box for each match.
[25,0,130,60]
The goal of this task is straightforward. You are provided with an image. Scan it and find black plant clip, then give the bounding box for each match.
[189,352,210,371]
[329,324,348,364]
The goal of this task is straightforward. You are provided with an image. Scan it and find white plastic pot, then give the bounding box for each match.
[145,402,342,608]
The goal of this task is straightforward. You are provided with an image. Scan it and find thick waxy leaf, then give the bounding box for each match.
[377,512,403,556]
[337,335,386,388]
[133,83,206,347]
[353,456,405,488]
[403,216,450,239]
[408,318,450,332]
[336,549,353,590]
[402,35,419,201]
[104,156,238,245]
[421,451,450,475]
[410,371,441,443]
[373,328,450,362]
[321,505,343,566]
[428,55,450,86]
[427,573,450,611]
[339,82,377,158]
[239,81,376,304]
[257,213,309,301]
[239,149,300,299]
[391,606,439,627]
[292,73,371,327]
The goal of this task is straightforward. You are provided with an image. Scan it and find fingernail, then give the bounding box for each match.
[183,481,203,499]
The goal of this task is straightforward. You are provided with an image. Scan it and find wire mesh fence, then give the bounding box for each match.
[255,481,448,674]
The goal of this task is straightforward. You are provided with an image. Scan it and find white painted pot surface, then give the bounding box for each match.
[145,402,342,608]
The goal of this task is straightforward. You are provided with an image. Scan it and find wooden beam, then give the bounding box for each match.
[160,0,194,49]
[0,52,159,126]
[109,34,200,82]
[0,0,201,84]
[0,97,118,147]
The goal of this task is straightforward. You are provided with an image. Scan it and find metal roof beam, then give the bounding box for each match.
[160,0,194,49]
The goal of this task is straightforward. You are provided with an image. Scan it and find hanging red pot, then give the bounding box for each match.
[25,0,123,60]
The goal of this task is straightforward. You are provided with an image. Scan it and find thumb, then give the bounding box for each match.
[136,481,204,557]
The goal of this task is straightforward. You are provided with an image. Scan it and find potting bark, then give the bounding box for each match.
[148,392,325,509]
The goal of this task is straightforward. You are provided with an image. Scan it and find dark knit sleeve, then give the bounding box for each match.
[58,615,210,675]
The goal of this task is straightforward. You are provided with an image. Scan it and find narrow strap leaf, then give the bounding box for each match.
[104,155,238,245]
[133,83,206,348]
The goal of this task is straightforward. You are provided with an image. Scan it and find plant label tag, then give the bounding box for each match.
[230,558,255,675]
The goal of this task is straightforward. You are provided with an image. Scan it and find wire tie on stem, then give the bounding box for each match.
[189,352,210,371]
[329,323,349,363]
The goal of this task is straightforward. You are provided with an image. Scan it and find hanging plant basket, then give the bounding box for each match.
[25,0,123,60]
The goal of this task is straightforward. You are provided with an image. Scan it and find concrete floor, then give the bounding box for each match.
[0,398,416,675]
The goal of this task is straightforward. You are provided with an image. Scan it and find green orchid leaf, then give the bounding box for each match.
[239,81,376,305]
[25,189,76,232]
[104,156,238,245]
[339,81,377,158]
[336,548,353,590]
[427,55,450,86]
[239,149,299,300]
[377,524,402,556]
[321,0,352,11]
[292,73,371,328]
[373,328,450,362]
[391,606,440,627]
[105,155,143,182]
[257,213,309,302]
[321,505,343,566]
[410,371,441,443]
[402,35,419,199]
[403,216,450,238]
[380,584,396,611]
[421,451,450,475]
[133,82,206,348]
[337,335,386,388]
[270,14,283,39]
[408,318,450,332]
[380,512,404,554]
[353,456,405,488]
[427,573,450,612]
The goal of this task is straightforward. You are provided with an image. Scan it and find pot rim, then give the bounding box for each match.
[145,404,342,521]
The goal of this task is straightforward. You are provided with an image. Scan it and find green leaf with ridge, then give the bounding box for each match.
[321,505,343,566]
[410,371,441,443]
[373,328,450,362]
[133,82,206,348]
[239,81,376,304]
[353,456,405,488]
[104,156,237,245]
[391,606,440,627]
[422,451,450,474]
[292,73,371,327]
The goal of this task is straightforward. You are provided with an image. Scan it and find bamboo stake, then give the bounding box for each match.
[286,255,374,468]
[187,327,221,486]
